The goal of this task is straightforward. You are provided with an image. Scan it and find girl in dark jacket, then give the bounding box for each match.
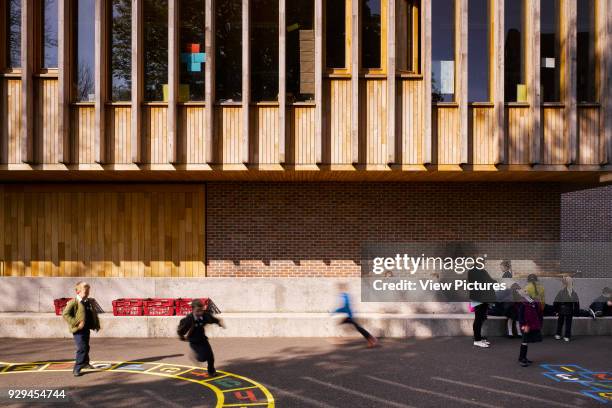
[517,289,543,367]
[553,276,580,342]
[468,266,497,348]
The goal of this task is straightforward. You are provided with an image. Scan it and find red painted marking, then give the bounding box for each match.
[233,390,258,402]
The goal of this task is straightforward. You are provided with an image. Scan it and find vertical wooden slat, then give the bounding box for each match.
[350,0,359,163]
[561,0,577,164]
[205,0,215,163]
[456,0,468,164]
[167,0,179,163]
[386,0,396,164]
[131,0,143,163]
[603,0,612,164]
[241,0,250,163]
[95,0,108,164]
[21,0,34,163]
[278,0,286,164]
[314,0,323,164]
[527,0,541,164]
[58,0,71,163]
[422,0,432,164]
[494,0,505,164]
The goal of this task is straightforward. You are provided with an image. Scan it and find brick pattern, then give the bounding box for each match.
[206,182,563,277]
[561,185,612,278]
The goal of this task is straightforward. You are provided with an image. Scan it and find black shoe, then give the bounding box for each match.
[73,370,82,377]
[518,359,530,367]
[83,364,95,370]
[524,358,533,364]
[208,370,218,377]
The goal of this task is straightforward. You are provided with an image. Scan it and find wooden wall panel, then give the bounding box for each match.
[71,106,96,164]
[251,106,279,165]
[143,105,169,164]
[107,106,132,164]
[361,79,388,166]
[326,79,352,165]
[289,105,316,165]
[214,106,241,165]
[436,107,461,164]
[400,79,424,164]
[507,106,531,164]
[471,107,496,165]
[542,107,568,164]
[180,106,207,164]
[36,79,61,163]
[577,106,602,165]
[4,80,23,164]
[0,186,205,278]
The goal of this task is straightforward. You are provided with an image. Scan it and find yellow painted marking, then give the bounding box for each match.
[223,404,269,407]
[561,367,574,372]
[222,385,258,393]
[0,361,275,408]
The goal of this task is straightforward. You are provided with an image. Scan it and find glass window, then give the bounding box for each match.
[431,0,454,102]
[42,0,58,68]
[398,0,420,73]
[7,0,21,68]
[251,0,278,101]
[540,0,560,103]
[468,0,489,102]
[577,0,596,103]
[286,0,314,102]
[180,0,205,101]
[110,0,132,101]
[362,0,381,69]
[325,0,346,69]
[74,0,95,101]
[215,0,242,102]
[143,0,168,101]
[504,0,524,102]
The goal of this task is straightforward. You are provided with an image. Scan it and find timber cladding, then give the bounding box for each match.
[0,184,205,277]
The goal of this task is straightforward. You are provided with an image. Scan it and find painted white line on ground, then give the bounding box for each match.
[302,376,415,408]
[143,389,185,408]
[431,377,579,408]
[491,375,586,397]
[266,385,339,408]
[366,375,503,408]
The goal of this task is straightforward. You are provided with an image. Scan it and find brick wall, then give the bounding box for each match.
[206,182,564,277]
[561,184,612,278]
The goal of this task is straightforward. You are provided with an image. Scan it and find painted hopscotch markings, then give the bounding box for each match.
[0,360,275,408]
[541,364,612,404]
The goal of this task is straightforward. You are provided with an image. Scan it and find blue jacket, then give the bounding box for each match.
[334,292,353,319]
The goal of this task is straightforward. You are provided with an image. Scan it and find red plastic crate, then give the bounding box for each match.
[175,298,220,315]
[112,298,144,316]
[53,298,73,315]
[143,298,175,316]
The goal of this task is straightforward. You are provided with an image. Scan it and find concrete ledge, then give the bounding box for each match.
[1,313,610,338]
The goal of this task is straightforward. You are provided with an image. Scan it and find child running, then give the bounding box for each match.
[517,288,543,367]
[177,299,224,376]
[553,276,580,342]
[333,283,378,348]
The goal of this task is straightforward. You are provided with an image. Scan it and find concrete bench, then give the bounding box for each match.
[0,313,610,338]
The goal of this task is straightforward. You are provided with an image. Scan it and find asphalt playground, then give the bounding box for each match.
[0,335,610,407]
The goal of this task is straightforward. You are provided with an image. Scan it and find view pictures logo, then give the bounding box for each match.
[371,254,487,275]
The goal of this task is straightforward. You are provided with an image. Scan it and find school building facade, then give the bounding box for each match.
[1,1,612,336]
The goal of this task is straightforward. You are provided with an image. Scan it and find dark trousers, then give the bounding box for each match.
[73,329,91,371]
[189,339,215,373]
[556,314,573,338]
[473,303,488,341]
[341,317,373,340]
